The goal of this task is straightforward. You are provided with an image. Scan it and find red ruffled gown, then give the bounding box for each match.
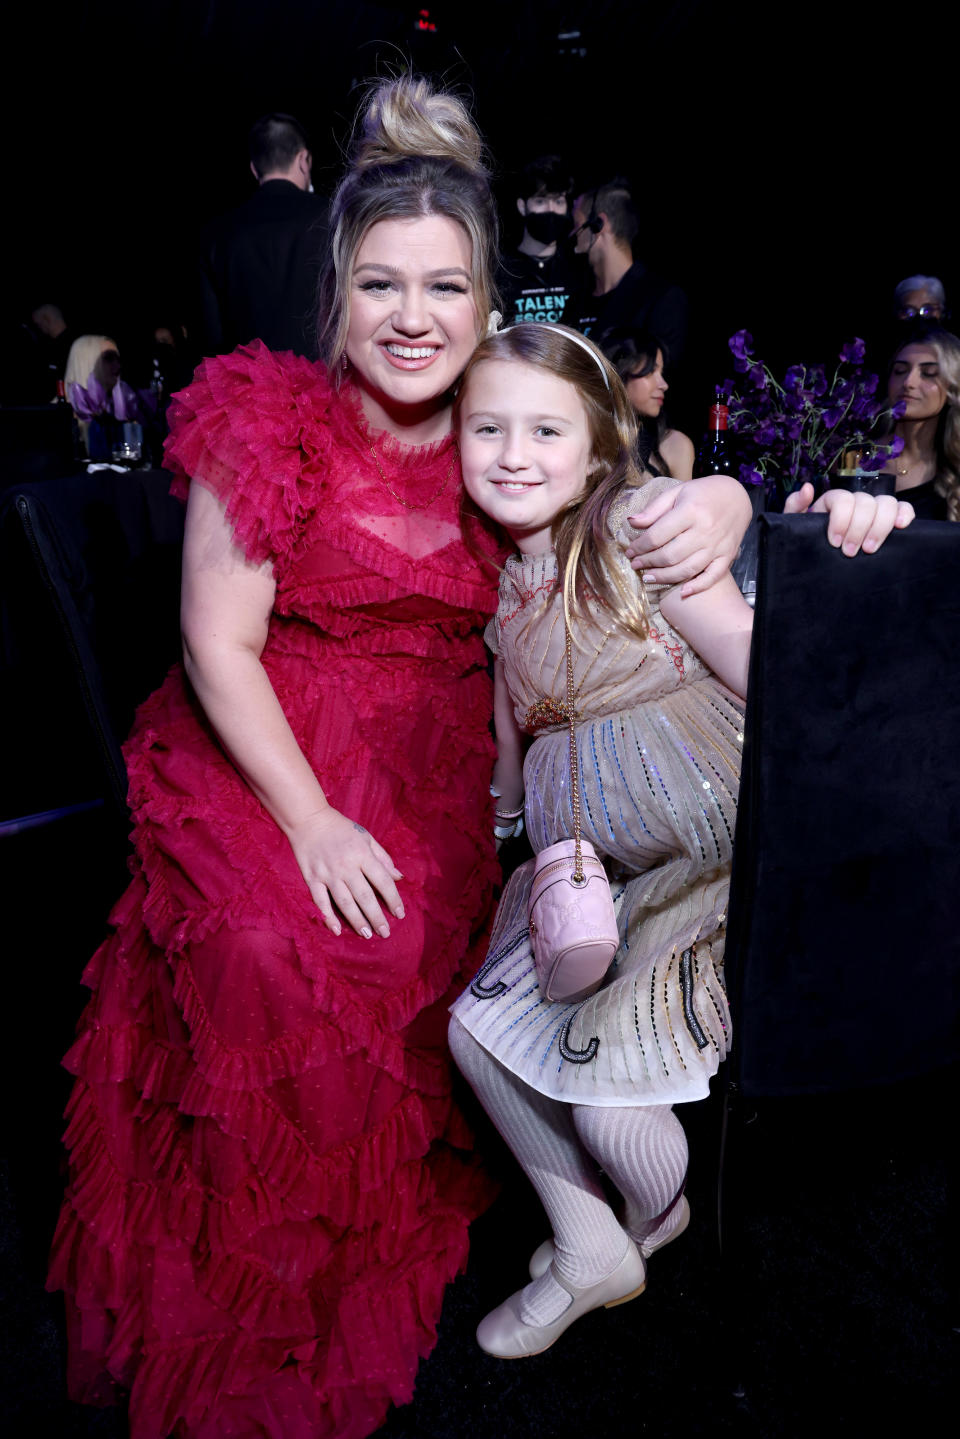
[47,343,501,1439]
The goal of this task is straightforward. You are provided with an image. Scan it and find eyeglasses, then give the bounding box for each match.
[898,304,945,320]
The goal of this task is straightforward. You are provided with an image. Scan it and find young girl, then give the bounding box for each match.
[448,323,913,1359]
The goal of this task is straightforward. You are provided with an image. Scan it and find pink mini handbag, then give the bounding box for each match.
[527,620,619,1003]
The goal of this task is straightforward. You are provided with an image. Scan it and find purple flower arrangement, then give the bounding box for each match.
[68,374,142,422]
[720,332,905,497]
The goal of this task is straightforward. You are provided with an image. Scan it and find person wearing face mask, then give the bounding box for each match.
[497,155,585,328]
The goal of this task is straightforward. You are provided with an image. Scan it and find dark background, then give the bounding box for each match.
[3,8,956,1432]
[8,0,954,404]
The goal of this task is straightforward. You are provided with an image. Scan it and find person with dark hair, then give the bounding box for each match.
[31,302,74,380]
[497,154,583,328]
[571,179,688,366]
[197,111,329,357]
[248,111,312,183]
[601,328,695,479]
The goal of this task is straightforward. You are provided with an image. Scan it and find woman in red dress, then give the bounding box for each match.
[48,77,753,1439]
[48,77,507,1439]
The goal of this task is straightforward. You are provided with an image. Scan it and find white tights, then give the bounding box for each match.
[449,1019,688,1325]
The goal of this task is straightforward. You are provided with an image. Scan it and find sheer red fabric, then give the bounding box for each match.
[48,343,501,1438]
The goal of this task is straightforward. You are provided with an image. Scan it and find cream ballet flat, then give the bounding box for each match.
[528,1195,691,1279]
[476,1240,646,1359]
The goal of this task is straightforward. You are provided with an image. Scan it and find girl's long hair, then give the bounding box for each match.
[455,324,652,640]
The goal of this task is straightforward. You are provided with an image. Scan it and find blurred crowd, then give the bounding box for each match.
[2,112,956,521]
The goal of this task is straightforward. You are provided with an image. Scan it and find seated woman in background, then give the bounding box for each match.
[599,328,694,480]
[64,334,123,410]
[64,333,141,459]
[881,328,959,521]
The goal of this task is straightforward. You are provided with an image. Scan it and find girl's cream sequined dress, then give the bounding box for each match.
[452,477,744,1107]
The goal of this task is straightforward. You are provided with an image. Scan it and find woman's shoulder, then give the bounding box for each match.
[606,473,681,542]
[163,342,338,566]
[660,428,695,482]
[167,342,335,443]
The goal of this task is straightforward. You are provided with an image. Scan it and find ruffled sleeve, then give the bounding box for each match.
[163,341,334,568]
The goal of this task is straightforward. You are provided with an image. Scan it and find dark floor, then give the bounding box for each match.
[2,808,954,1438]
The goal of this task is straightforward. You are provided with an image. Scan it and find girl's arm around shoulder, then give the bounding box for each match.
[659,571,753,703]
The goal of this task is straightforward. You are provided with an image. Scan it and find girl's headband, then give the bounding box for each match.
[497,323,613,393]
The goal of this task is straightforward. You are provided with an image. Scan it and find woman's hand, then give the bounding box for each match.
[784,484,916,554]
[625,475,753,596]
[284,807,404,939]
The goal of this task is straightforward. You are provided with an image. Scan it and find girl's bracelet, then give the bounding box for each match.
[494,815,524,841]
[493,804,524,821]
[490,785,524,841]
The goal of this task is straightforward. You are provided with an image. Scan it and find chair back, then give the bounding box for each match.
[725,514,960,1095]
[1,469,184,821]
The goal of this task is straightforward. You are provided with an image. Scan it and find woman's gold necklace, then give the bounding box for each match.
[896,454,933,479]
[369,443,455,511]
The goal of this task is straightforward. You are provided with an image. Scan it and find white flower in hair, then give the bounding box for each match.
[485,310,503,338]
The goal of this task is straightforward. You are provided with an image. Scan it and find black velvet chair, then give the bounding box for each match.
[1,467,186,1294]
[725,512,960,1095]
[0,405,77,485]
[718,513,960,1411]
[1,467,184,825]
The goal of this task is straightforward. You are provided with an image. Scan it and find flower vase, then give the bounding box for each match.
[828,448,897,498]
[829,470,897,497]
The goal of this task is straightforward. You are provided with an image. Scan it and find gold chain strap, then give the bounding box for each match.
[369,444,454,511]
[564,619,586,885]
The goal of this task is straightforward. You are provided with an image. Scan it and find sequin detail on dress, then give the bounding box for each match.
[451,476,741,1108]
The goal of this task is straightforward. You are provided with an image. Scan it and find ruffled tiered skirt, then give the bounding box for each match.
[48,659,499,1439]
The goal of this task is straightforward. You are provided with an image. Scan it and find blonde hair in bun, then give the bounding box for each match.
[354,75,486,174]
[317,74,499,374]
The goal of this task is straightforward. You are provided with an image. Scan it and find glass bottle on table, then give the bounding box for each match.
[694,396,733,477]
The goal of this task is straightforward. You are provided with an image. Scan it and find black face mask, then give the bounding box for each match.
[522,210,569,245]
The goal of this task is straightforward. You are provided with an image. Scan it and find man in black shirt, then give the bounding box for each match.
[571,179,688,366]
[497,156,584,329]
[198,113,329,358]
